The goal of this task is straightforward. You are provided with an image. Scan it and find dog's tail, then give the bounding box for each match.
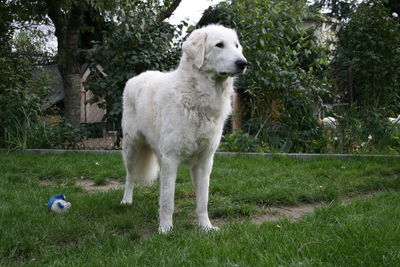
[135,145,160,186]
[122,138,160,186]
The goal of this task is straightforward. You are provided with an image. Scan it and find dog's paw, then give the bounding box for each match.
[120,199,132,205]
[158,223,173,234]
[200,224,220,232]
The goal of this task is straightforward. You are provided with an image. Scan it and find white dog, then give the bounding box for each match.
[121,25,247,233]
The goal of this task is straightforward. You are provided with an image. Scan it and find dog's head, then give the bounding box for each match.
[182,25,247,77]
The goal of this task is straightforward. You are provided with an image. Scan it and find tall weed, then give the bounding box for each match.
[3,106,52,150]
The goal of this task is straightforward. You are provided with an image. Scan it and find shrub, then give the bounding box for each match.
[0,49,52,149]
[322,0,400,154]
[329,106,400,154]
[334,0,400,113]
[0,39,80,150]
[219,130,267,153]
[199,0,332,152]
[86,6,185,132]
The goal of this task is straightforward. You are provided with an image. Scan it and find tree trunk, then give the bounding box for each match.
[63,73,82,127]
[232,92,243,133]
[45,0,86,128]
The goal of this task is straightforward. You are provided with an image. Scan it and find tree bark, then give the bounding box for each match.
[232,92,243,133]
[45,0,87,128]
[63,73,82,127]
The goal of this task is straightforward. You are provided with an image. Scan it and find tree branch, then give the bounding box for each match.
[157,0,183,24]
[43,0,65,40]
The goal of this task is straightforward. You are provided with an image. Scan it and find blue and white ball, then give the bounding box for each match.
[48,194,71,213]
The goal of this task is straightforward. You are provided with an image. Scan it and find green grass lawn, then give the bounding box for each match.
[1,152,399,265]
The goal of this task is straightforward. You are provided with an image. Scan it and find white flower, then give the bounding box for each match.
[368,135,373,140]
[95,162,100,166]
[334,136,338,141]
[393,12,399,18]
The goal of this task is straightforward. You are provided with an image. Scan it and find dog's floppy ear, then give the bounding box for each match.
[182,29,207,69]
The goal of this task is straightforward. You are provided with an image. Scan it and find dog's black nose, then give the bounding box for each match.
[235,59,248,71]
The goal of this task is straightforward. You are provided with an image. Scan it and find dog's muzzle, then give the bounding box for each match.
[235,59,248,72]
[218,59,248,77]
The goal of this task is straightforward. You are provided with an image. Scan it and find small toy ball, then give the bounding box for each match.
[47,194,71,213]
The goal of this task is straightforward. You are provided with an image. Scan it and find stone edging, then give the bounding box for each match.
[1,148,400,159]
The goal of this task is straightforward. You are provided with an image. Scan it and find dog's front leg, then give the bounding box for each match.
[191,156,219,231]
[158,157,178,234]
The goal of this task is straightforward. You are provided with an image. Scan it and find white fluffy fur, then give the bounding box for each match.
[120,25,247,233]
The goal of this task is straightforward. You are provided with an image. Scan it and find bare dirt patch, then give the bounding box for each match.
[39,180,53,186]
[252,203,323,225]
[252,193,376,225]
[76,179,124,193]
[39,179,124,193]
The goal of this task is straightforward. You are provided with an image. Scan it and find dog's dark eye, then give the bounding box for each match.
[235,43,239,48]
[215,42,224,48]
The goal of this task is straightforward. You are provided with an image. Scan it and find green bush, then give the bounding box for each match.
[219,130,267,153]
[0,42,80,150]
[321,106,400,154]
[86,4,185,131]
[334,0,400,112]
[321,0,400,154]
[0,49,52,149]
[200,0,399,154]
[200,0,332,152]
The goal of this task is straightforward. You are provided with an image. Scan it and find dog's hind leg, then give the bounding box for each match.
[121,136,159,205]
[121,137,139,205]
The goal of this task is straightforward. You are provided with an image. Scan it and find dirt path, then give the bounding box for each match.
[39,179,124,193]
[252,193,376,224]
[76,179,124,193]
